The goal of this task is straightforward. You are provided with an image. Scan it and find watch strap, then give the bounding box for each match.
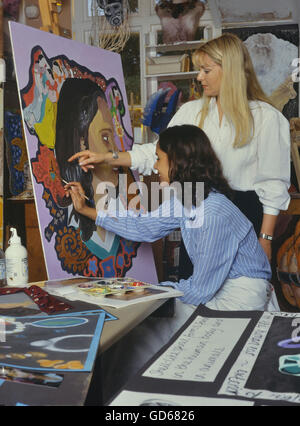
[259,233,273,241]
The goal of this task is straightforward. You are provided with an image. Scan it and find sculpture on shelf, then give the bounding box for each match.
[90,0,130,53]
[155,0,205,44]
[3,0,21,20]
[97,0,124,27]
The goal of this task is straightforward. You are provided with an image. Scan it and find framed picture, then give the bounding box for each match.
[223,24,299,121]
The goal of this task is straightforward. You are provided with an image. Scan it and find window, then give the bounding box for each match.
[120,32,141,105]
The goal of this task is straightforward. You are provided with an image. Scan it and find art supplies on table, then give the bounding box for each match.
[0,277,120,322]
[0,285,73,315]
[5,228,28,287]
[77,277,151,297]
[45,277,183,309]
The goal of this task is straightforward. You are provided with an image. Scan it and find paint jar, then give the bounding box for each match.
[0,248,6,287]
[5,228,28,287]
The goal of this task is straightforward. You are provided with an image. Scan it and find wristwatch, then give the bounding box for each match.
[112,150,119,160]
[259,233,273,241]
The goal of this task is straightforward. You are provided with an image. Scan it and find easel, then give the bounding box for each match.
[38,0,62,36]
[20,0,63,281]
[0,2,4,250]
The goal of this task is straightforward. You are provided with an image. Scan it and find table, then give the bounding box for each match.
[0,294,171,406]
[99,299,170,353]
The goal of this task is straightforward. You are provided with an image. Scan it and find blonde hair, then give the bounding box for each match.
[193,33,273,148]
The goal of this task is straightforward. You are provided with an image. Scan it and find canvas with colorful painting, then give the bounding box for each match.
[9,22,157,282]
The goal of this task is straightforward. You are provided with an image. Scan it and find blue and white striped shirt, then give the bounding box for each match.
[96,191,271,305]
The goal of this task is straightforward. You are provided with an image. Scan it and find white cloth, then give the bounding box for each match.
[129,98,291,215]
[206,276,279,312]
[130,142,158,176]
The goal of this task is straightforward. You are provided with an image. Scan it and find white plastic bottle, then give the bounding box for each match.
[5,228,28,287]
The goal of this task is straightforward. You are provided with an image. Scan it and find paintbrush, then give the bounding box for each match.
[62,179,90,201]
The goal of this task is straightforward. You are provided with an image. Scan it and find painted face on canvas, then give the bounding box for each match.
[16,30,144,280]
[88,96,118,155]
[88,96,119,183]
[196,53,223,98]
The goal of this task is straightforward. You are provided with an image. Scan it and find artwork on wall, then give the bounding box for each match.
[223,25,299,121]
[0,0,3,250]
[9,22,158,283]
[223,25,299,193]
[4,111,29,197]
[271,215,300,313]
[0,197,3,250]
[0,91,3,250]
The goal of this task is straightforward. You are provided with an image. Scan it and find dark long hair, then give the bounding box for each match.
[55,78,107,241]
[158,125,232,206]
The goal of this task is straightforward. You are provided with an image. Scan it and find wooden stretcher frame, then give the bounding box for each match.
[38,0,61,35]
[290,118,300,191]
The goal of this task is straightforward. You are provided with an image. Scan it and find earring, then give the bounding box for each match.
[80,137,87,151]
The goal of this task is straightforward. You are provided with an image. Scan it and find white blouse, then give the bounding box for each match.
[130,98,291,216]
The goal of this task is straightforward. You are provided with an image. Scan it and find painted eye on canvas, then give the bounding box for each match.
[102,134,111,146]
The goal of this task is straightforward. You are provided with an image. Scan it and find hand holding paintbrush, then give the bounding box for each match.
[62,179,89,201]
[63,180,97,221]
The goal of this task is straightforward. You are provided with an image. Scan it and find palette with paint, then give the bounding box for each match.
[77,278,151,298]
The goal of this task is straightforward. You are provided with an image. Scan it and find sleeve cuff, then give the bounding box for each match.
[129,143,158,176]
[95,210,108,227]
[263,206,280,216]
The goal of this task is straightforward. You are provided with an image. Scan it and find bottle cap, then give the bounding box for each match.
[9,228,21,245]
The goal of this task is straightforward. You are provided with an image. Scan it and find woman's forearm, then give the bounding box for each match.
[104,151,132,168]
[260,213,278,237]
[79,205,98,221]
[259,213,278,261]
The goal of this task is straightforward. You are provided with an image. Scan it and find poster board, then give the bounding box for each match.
[9,22,157,283]
[0,310,108,373]
[110,306,300,406]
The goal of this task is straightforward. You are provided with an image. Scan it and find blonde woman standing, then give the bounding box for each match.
[70,33,291,279]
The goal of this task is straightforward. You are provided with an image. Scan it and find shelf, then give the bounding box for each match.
[7,196,34,203]
[145,40,207,53]
[145,71,199,81]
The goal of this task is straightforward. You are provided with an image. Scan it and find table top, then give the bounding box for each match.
[99,299,167,353]
[0,291,168,406]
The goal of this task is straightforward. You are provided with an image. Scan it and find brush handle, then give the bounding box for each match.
[62,179,90,201]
